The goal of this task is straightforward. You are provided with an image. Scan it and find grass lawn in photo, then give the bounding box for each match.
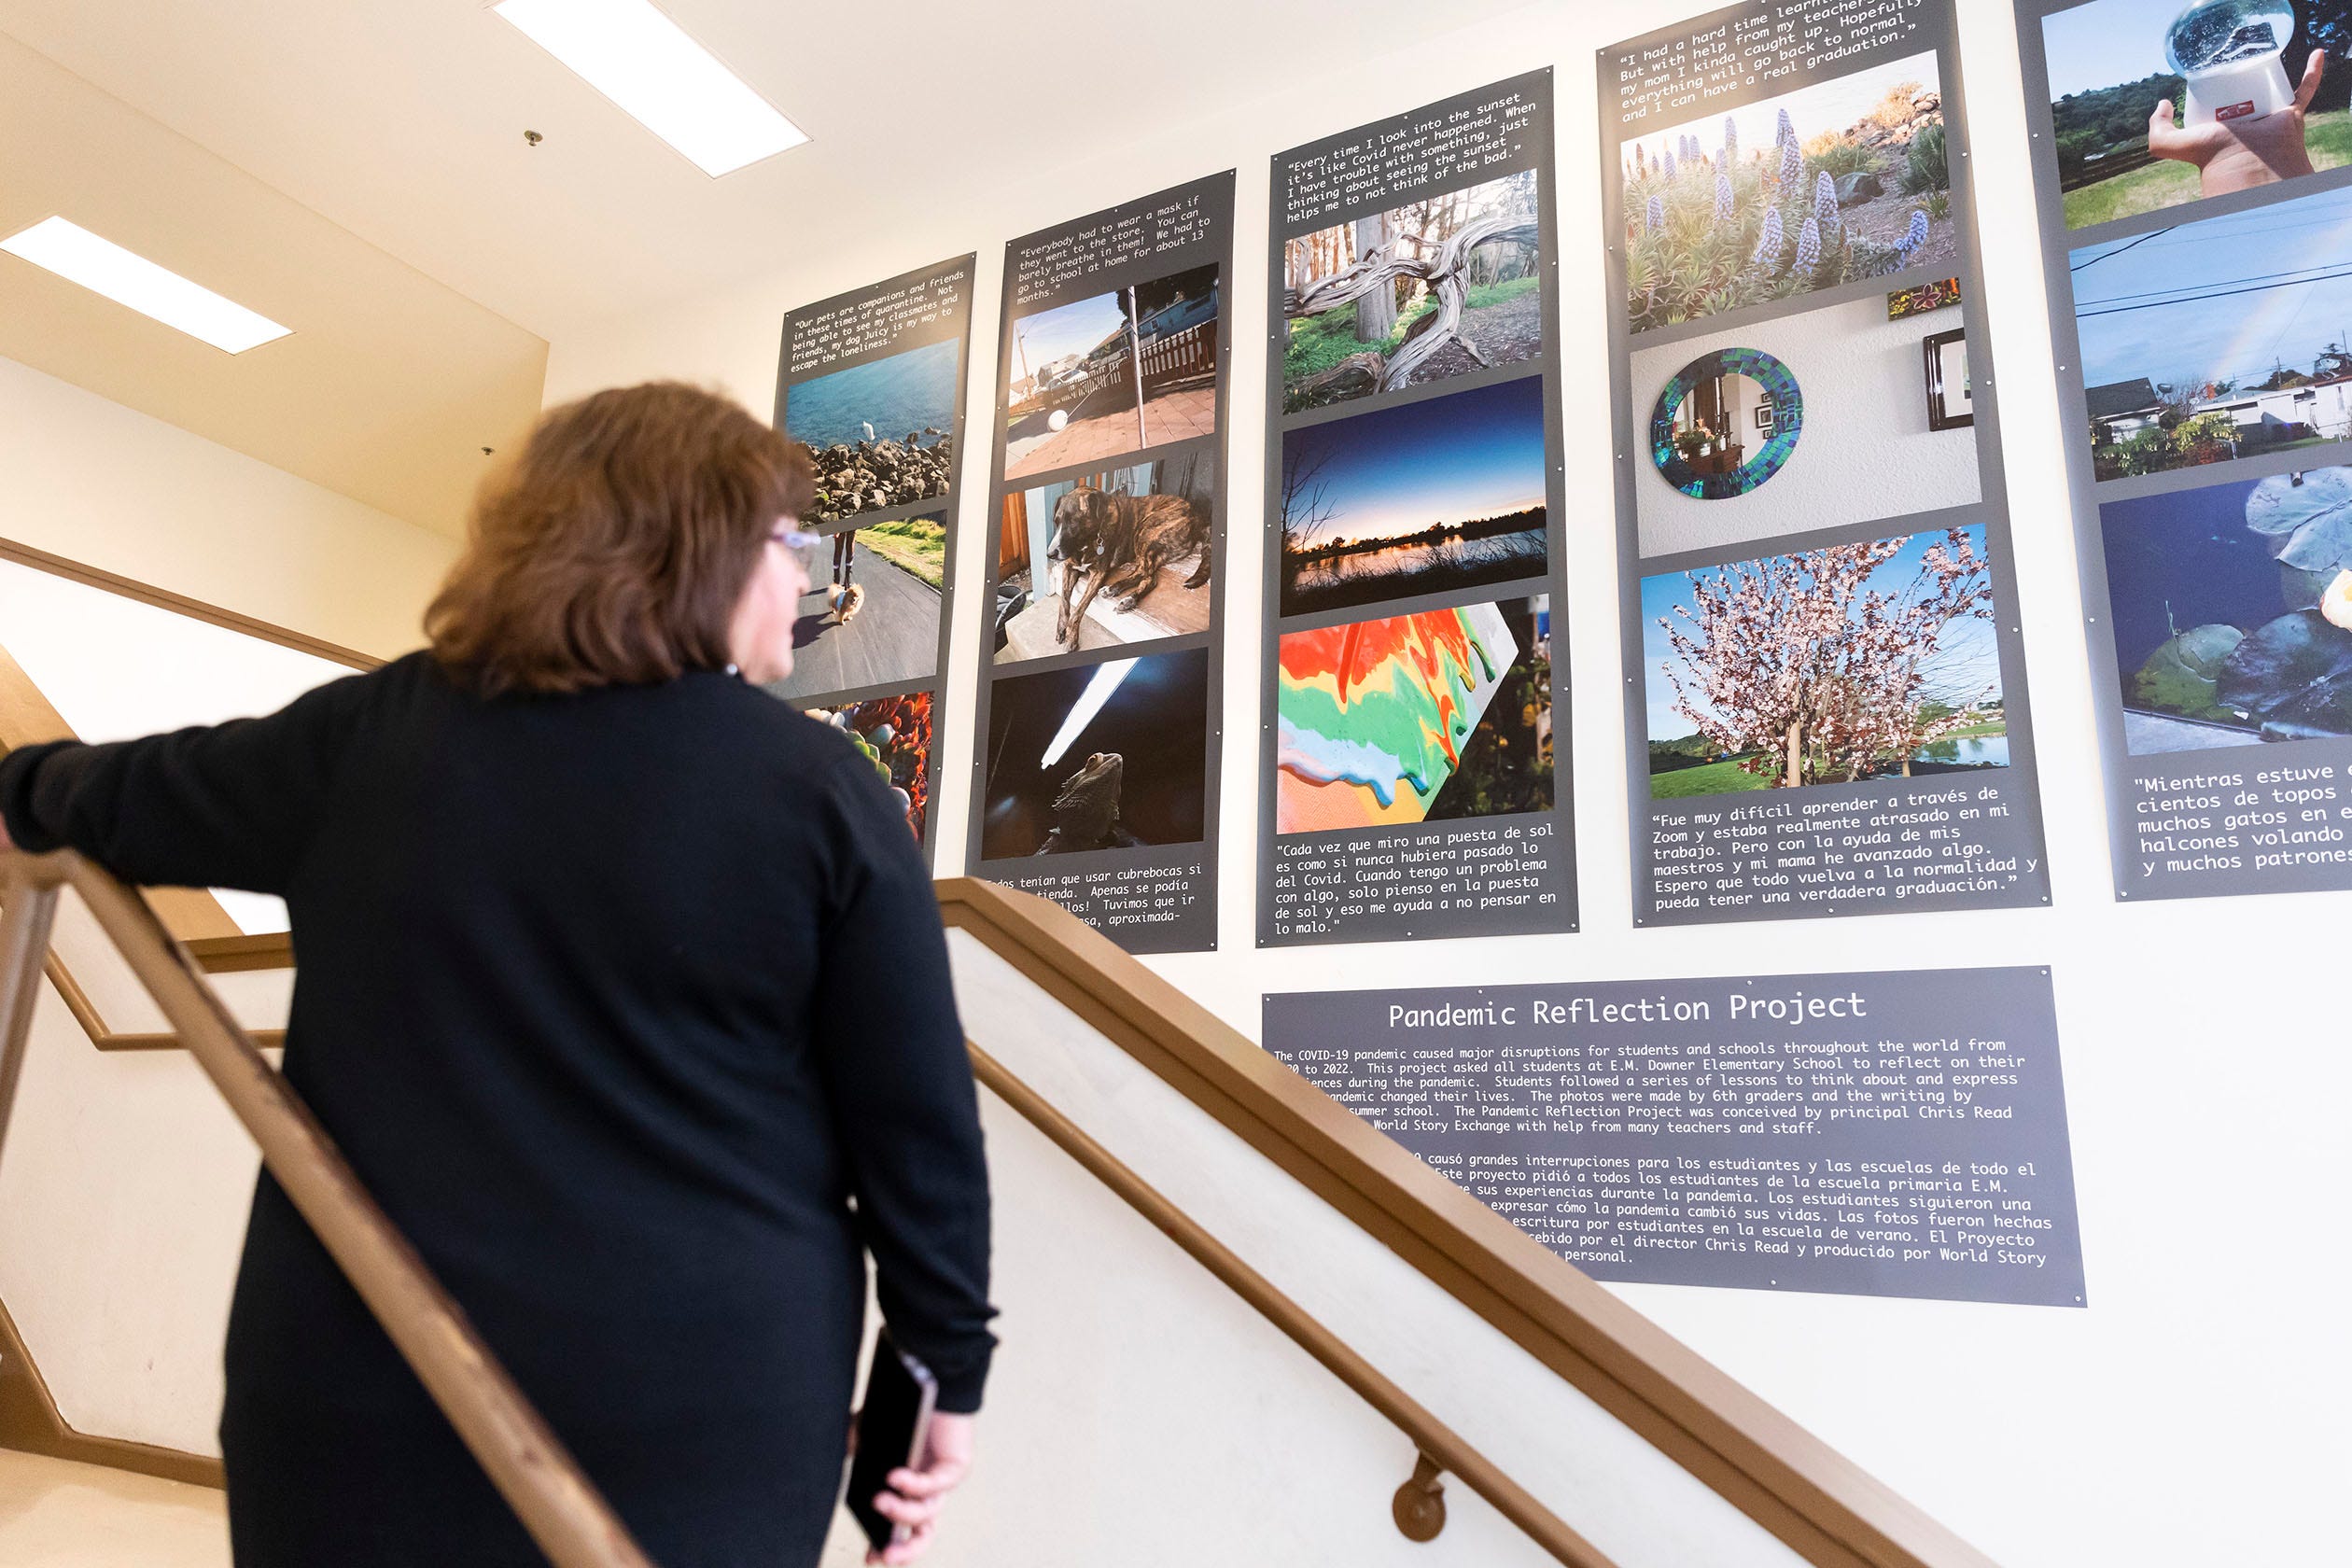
[2042,0,2352,228]
[860,515,947,588]
[1283,170,1542,413]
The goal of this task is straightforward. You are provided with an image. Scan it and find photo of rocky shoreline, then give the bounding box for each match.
[806,429,955,523]
[782,336,962,523]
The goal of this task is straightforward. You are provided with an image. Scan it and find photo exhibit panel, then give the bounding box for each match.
[2020,0,2352,899]
[772,255,975,865]
[1602,2,2051,926]
[1262,70,1576,947]
[966,174,1235,954]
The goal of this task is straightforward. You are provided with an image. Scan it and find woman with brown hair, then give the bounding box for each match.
[0,383,993,1567]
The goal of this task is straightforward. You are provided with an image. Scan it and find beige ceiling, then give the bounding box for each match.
[0,0,1533,338]
[0,33,545,538]
[0,0,1532,535]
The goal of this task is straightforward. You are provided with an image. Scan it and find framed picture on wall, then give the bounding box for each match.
[1754,403,1774,433]
[1924,328,1971,431]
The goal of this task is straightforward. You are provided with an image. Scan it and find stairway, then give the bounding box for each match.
[0,1449,228,1567]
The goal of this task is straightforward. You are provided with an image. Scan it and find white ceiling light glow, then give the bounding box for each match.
[0,217,291,354]
[494,0,807,176]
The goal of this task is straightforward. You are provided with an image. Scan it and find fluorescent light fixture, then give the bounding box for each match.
[1042,659,1138,768]
[494,0,807,176]
[0,217,290,354]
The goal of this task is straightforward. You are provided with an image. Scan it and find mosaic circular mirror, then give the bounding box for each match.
[1649,346,1803,499]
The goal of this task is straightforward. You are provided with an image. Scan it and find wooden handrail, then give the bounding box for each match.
[937,877,2002,1568]
[185,931,297,973]
[972,1043,1617,1567]
[0,849,654,1568]
[0,851,1999,1567]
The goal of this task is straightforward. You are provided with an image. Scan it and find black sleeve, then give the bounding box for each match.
[810,749,997,1413]
[0,669,376,897]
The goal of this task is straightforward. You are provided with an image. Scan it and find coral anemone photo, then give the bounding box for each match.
[1620,52,1954,333]
[803,691,935,840]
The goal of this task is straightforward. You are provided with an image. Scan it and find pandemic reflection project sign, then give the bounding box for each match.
[1267,968,2085,1307]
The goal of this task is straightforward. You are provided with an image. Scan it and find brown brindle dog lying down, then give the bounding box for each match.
[1046,487,1211,648]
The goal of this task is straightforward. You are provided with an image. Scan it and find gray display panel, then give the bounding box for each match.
[1267,968,2085,1307]
[1260,71,1576,946]
[965,175,1235,953]
[1599,1,2053,927]
[2016,0,2352,902]
[774,254,975,865]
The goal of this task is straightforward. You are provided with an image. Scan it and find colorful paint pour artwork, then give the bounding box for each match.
[1275,602,1517,833]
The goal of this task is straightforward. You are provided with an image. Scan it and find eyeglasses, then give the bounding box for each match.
[770,524,824,569]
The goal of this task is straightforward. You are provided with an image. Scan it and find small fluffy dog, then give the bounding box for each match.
[828,583,865,623]
[1046,487,1211,647]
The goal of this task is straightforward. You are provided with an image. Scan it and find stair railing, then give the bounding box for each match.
[0,847,656,1568]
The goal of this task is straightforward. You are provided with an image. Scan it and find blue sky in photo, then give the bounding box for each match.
[2071,184,2352,390]
[1281,375,1546,544]
[2041,0,2192,100]
[1641,527,2002,741]
[1008,290,1127,383]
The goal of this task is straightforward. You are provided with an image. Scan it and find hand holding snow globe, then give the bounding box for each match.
[2149,1,2325,194]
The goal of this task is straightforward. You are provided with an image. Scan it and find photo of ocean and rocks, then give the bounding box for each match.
[782,335,962,522]
[806,429,955,522]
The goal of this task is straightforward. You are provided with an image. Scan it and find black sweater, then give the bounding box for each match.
[0,652,994,1565]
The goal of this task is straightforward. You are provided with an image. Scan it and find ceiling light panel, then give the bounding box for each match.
[0,217,291,354]
[494,0,807,176]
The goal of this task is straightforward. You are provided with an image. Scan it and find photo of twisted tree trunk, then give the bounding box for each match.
[1281,170,1542,413]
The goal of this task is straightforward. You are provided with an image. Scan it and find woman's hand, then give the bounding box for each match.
[865,1411,975,1565]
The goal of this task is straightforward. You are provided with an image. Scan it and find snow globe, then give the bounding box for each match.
[2166,0,2299,127]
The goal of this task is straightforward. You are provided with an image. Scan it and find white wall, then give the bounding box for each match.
[1631,295,1979,557]
[0,355,456,661]
[1,556,369,932]
[0,976,260,1455]
[0,358,464,1454]
[542,4,2347,1565]
[830,929,1807,1568]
